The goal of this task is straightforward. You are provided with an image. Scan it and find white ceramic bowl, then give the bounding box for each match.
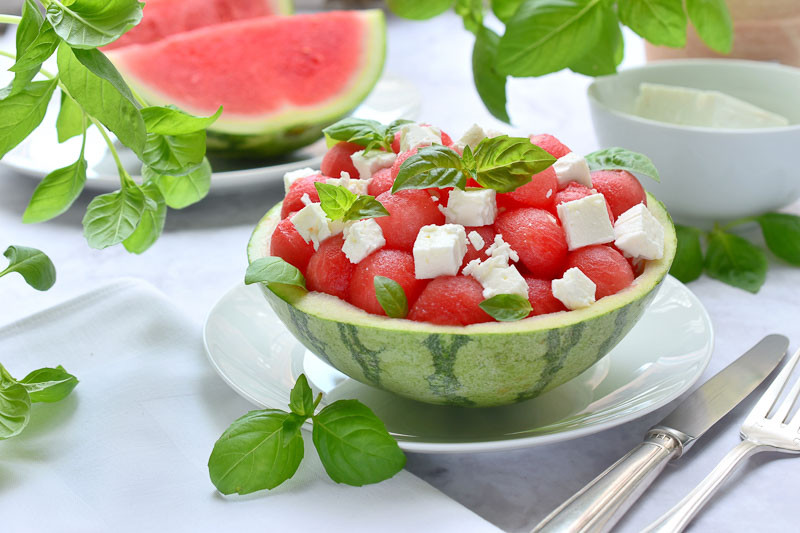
[588,59,800,224]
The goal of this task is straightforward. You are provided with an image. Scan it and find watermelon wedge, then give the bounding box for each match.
[107,10,386,157]
[104,0,293,50]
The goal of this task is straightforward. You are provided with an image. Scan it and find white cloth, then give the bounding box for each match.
[0,279,500,533]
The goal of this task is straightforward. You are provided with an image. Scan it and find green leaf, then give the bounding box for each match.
[584,147,660,182]
[23,150,87,223]
[705,228,767,293]
[343,195,390,222]
[82,185,147,249]
[46,0,144,49]
[0,78,59,159]
[497,0,606,77]
[1,245,56,291]
[312,400,406,486]
[373,276,409,318]
[208,409,305,495]
[472,26,510,123]
[618,0,687,48]
[686,0,733,54]
[392,145,468,193]
[57,43,146,156]
[142,105,222,135]
[6,0,45,96]
[387,0,453,20]
[19,365,78,403]
[670,224,704,283]
[756,213,800,266]
[322,118,389,151]
[0,376,31,440]
[479,293,532,321]
[491,0,524,22]
[455,0,483,34]
[142,130,206,175]
[473,135,556,192]
[143,158,212,209]
[123,182,166,254]
[245,257,306,290]
[314,182,357,220]
[70,47,138,108]
[569,7,623,76]
[10,21,60,78]
[288,374,315,417]
[56,91,88,143]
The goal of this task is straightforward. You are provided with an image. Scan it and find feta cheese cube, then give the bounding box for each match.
[467,230,485,251]
[553,152,592,188]
[444,188,497,227]
[325,172,372,195]
[300,193,313,206]
[350,149,397,179]
[342,219,385,264]
[557,193,615,250]
[552,267,596,310]
[613,203,665,260]
[456,123,487,150]
[291,203,334,250]
[485,234,519,263]
[462,256,527,299]
[283,167,318,193]
[400,123,442,152]
[413,224,467,279]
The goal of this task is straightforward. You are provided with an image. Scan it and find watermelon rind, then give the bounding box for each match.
[247,193,677,407]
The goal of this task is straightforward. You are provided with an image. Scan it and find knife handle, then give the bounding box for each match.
[532,431,682,533]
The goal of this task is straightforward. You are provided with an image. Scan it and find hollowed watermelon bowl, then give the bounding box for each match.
[247,193,677,407]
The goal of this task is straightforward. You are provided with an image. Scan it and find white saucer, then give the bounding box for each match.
[202,276,713,454]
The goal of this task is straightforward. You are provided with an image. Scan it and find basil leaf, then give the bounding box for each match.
[7,0,45,96]
[10,22,60,81]
[245,257,306,290]
[705,228,767,293]
[143,158,212,209]
[23,147,87,223]
[686,0,733,54]
[123,182,166,254]
[473,135,556,192]
[670,224,704,283]
[373,276,409,318]
[82,184,147,249]
[757,213,800,266]
[569,7,623,76]
[585,147,660,182]
[322,118,387,150]
[56,91,87,143]
[46,0,144,49]
[141,105,223,135]
[497,0,606,77]
[19,365,78,403]
[387,0,453,20]
[491,0,524,22]
[0,78,58,159]
[288,374,315,417]
[479,293,532,321]
[315,182,357,220]
[208,409,305,495]
[472,26,510,123]
[386,119,414,137]
[343,195,389,222]
[312,399,406,486]
[618,0,687,48]
[0,378,31,440]
[0,245,57,291]
[455,0,483,34]
[392,145,467,193]
[70,47,138,108]
[142,130,206,175]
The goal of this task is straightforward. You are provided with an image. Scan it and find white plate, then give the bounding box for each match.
[0,73,421,192]
[203,276,713,454]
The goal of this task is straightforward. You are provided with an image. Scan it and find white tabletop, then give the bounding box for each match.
[1,12,799,532]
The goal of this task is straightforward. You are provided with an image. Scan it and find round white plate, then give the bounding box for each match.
[203,276,713,454]
[0,73,421,192]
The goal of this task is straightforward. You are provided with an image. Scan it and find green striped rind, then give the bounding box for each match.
[248,194,676,407]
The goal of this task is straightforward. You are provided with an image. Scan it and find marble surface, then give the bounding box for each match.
[1,11,799,533]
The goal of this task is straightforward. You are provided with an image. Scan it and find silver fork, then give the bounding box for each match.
[645,347,800,533]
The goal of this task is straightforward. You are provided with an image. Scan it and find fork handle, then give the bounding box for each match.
[643,440,764,533]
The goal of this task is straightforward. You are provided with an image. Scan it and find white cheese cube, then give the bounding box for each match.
[291,203,333,250]
[444,188,497,227]
[467,230,485,251]
[557,193,615,250]
[552,267,596,310]
[553,152,592,188]
[485,234,519,263]
[350,149,397,179]
[613,203,665,260]
[325,172,372,195]
[413,224,467,279]
[456,123,487,150]
[462,255,527,299]
[342,219,385,264]
[283,167,318,193]
[400,123,442,152]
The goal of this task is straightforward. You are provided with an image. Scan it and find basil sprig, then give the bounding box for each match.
[208,374,406,494]
[479,293,532,321]
[0,245,56,291]
[322,118,412,152]
[314,183,389,222]
[585,147,660,182]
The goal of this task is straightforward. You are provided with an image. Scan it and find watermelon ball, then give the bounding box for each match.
[553,183,614,222]
[306,235,355,301]
[529,133,571,158]
[349,249,427,316]
[566,245,634,299]
[590,170,647,220]
[460,226,497,272]
[494,208,568,279]
[270,216,316,272]
[407,276,493,326]
[321,141,362,178]
[375,189,445,251]
[367,167,394,196]
[280,174,325,218]
[524,277,567,316]
[390,148,418,180]
[391,131,402,153]
[499,166,558,210]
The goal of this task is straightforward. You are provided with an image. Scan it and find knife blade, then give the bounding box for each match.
[532,334,789,533]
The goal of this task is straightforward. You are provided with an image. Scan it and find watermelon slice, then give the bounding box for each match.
[104,0,293,50]
[107,10,386,157]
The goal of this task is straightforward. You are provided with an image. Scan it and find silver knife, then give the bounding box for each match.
[532,334,789,533]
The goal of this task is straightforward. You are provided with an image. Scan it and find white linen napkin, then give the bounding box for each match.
[0,279,501,533]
